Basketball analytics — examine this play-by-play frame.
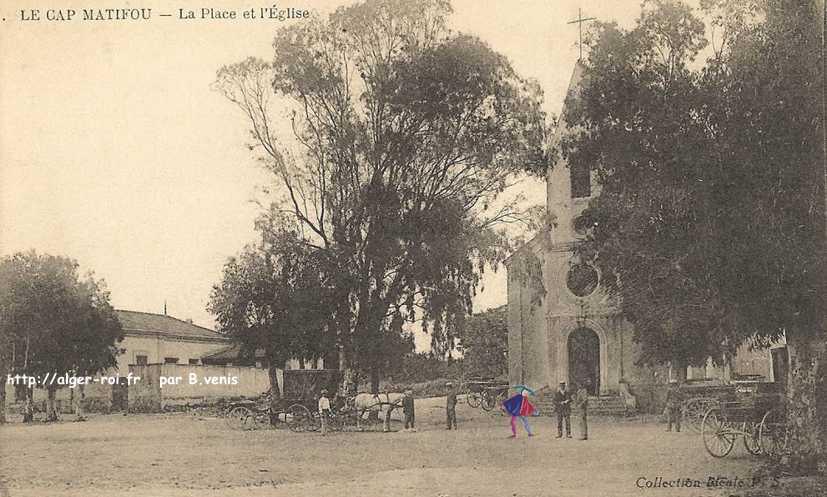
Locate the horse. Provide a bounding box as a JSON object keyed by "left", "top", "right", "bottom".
{"left": 349, "top": 392, "right": 404, "bottom": 431}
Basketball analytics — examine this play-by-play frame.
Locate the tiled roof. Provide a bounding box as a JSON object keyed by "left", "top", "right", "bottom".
{"left": 201, "top": 343, "right": 265, "bottom": 361}
{"left": 115, "top": 310, "right": 228, "bottom": 342}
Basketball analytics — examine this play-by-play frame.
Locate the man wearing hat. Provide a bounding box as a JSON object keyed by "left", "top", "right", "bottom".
{"left": 318, "top": 388, "right": 331, "bottom": 435}
{"left": 665, "top": 379, "right": 684, "bottom": 432}
{"left": 445, "top": 382, "right": 458, "bottom": 430}
{"left": 553, "top": 381, "right": 572, "bottom": 438}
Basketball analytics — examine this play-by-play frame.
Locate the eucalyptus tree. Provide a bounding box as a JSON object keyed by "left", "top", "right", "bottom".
{"left": 215, "top": 0, "right": 547, "bottom": 392}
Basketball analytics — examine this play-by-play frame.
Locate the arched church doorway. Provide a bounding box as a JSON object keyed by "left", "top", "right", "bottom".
{"left": 568, "top": 327, "right": 600, "bottom": 395}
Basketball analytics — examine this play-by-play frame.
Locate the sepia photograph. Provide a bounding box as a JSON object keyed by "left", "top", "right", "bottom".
{"left": 1, "top": 1, "right": 825, "bottom": 496}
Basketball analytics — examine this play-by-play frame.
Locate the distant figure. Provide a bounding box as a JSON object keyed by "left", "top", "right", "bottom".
{"left": 574, "top": 384, "right": 589, "bottom": 440}
{"left": 74, "top": 385, "right": 87, "bottom": 422}
{"left": 665, "top": 379, "right": 683, "bottom": 432}
{"left": 503, "top": 385, "right": 536, "bottom": 438}
{"left": 318, "top": 389, "right": 331, "bottom": 435}
{"left": 445, "top": 382, "right": 458, "bottom": 430}
{"left": 22, "top": 395, "right": 34, "bottom": 423}
{"left": 402, "top": 389, "right": 416, "bottom": 432}
{"left": 553, "top": 381, "right": 572, "bottom": 438}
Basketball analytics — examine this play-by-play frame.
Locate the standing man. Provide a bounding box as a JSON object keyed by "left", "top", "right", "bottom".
{"left": 318, "top": 388, "right": 331, "bottom": 436}
{"left": 574, "top": 383, "right": 589, "bottom": 440}
{"left": 445, "top": 382, "right": 458, "bottom": 430}
{"left": 665, "top": 379, "right": 683, "bottom": 432}
{"left": 402, "top": 389, "right": 416, "bottom": 432}
{"left": 553, "top": 381, "right": 572, "bottom": 438}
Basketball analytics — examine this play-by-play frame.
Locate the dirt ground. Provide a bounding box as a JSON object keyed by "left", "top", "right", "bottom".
{"left": 0, "top": 397, "right": 809, "bottom": 497}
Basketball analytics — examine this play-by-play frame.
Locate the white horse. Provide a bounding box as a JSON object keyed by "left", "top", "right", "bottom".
{"left": 350, "top": 392, "right": 404, "bottom": 431}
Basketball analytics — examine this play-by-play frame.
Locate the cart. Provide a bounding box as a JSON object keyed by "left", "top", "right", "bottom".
{"left": 224, "top": 369, "right": 342, "bottom": 432}
{"left": 679, "top": 380, "right": 736, "bottom": 432}
{"left": 480, "top": 384, "right": 510, "bottom": 412}
{"left": 464, "top": 379, "right": 503, "bottom": 408}
{"left": 700, "top": 387, "right": 786, "bottom": 458}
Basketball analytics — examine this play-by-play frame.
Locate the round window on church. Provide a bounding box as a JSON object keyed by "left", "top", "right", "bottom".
{"left": 566, "top": 264, "right": 599, "bottom": 298}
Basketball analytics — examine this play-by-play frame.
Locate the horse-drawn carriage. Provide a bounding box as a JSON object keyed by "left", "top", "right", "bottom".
{"left": 224, "top": 369, "right": 342, "bottom": 431}
{"left": 698, "top": 380, "right": 787, "bottom": 458}
{"left": 680, "top": 380, "right": 738, "bottom": 432}
{"left": 224, "top": 369, "right": 404, "bottom": 432}
{"left": 464, "top": 378, "right": 509, "bottom": 412}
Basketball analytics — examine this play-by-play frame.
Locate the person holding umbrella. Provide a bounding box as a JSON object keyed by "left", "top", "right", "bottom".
{"left": 502, "top": 385, "right": 536, "bottom": 438}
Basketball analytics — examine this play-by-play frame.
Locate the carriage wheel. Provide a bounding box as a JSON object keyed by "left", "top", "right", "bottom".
{"left": 286, "top": 404, "right": 314, "bottom": 433}
{"left": 701, "top": 409, "right": 735, "bottom": 458}
{"left": 742, "top": 421, "right": 762, "bottom": 455}
{"left": 467, "top": 392, "right": 482, "bottom": 409}
{"left": 226, "top": 406, "right": 254, "bottom": 430}
{"left": 682, "top": 398, "right": 714, "bottom": 433}
{"left": 480, "top": 392, "right": 496, "bottom": 411}
{"left": 758, "top": 409, "right": 788, "bottom": 457}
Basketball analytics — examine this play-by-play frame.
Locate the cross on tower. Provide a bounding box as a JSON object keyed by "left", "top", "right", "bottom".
{"left": 567, "top": 8, "right": 596, "bottom": 61}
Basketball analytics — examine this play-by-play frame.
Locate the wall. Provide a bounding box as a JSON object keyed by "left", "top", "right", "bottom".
{"left": 127, "top": 363, "right": 271, "bottom": 410}
{"left": 116, "top": 335, "right": 229, "bottom": 375}
{"left": 506, "top": 236, "right": 548, "bottom": 390}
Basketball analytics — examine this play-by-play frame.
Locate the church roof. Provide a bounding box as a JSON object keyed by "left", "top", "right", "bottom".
{"left": 115, "top": 309, "right": 228, "bottom": 342}
{"left": 555, "top": 60, "right": 587, "bottom": 136}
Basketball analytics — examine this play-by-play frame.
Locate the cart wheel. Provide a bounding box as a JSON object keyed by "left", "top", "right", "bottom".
{"left": 226, "top": 406, "right": 254, "bottom": 430}
{"left": 758, "top": 409, "right": 787, "bottom": 457}
{"left": 467, "top": 392, "right": 481, "bottom": 409}
{"left": 701, "top": 409, "right": 735, "bottom": 458}
{"left": 480, "top": 392, "right": 496, "bottom": 411}
{"left": 742, "top": 421, "right": 762, "bottom": 455}
{"left": 682, "top": 398, "right": 714, "bottom": 433}
{"left": 286, "top": 404, "right": 314, "bottom": 433}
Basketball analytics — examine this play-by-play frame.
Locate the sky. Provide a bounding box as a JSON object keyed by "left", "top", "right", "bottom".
{"left": 0, "top": 0, "right": 643, "bottom": 349}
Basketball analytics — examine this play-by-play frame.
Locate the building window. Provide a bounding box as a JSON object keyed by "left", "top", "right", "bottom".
{"left": 566, "top": 263, "right": 599, "bottom": 297}
{"left": 571, "top": 162, "right": 591, "bottom": 198}
{"left": 164, "top": 357, "right": 179, "bottom": 364}
{"left": 188, "top": 359, "right": 200, "bottom": 365}
{"left": 135, "top": 355, "right": 148, "bottom": 366}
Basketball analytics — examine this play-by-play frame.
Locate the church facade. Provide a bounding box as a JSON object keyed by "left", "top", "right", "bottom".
{"left": 505, "top": 63, "right": 780, "bottom": 406}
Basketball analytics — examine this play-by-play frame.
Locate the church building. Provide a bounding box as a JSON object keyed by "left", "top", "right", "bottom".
{"left": 505, "top": 62, "right": 781, "bottom": 411}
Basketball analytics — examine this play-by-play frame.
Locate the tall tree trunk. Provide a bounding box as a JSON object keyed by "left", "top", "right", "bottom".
{"left": 784, "top": 333, "right": 826, "bottom": 474}
{"left": 23, "top": 386, "right": 33, "bottom": 423}
{"left": 0, "top": 353, "right": 7, "bottom": 424}
{"left": 46, "top": 385, "right": 58, "bottom": 422}
{"left": 0, "top": 377, "right": 6, "bottom": 424}
{"left": 268, "top": 363, "right": 282, "bottom": 426}
{"left": 370, "top": 366, "right": 380, "bottom": 395}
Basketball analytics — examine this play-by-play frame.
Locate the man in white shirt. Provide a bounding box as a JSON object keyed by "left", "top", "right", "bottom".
{"left": 318, "top": 389, "right": 331, "bottom": 435}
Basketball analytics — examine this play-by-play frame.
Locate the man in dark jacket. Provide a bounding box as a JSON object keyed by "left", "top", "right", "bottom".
{"left": 446, "top": 382, "right": 458, "bottom": 430}
{"left": 553, "top": 381, "right": 572, "bottom": 438}
{"left": 402, "top": 389, "right": 416, "bottom": 431}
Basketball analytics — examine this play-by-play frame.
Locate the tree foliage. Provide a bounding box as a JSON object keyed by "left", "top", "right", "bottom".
{"left": 215, "top": 0, "right": 547, "bottom": 391}
{"left": 565, "top": 0, "right": 825, "bottom": 467}
{"left": 208, "top": 218, "right": 336, "bottom": 394}
{"left": 457, "top": 304, "right": 508, "bottom": 378}
{"left": 0, "top": 251, "right": 123, "bottom": 421}
{"left": 565, "top": 0, "right": 824, "bottom": 369}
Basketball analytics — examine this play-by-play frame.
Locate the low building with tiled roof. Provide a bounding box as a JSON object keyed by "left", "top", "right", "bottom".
{"left": 115, "top": 309, "right": 230, "bottom": 376}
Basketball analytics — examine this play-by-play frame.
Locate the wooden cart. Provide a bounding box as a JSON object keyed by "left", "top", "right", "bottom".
{"left": 700, "top": 387, "right": 786, "bottom": 458}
